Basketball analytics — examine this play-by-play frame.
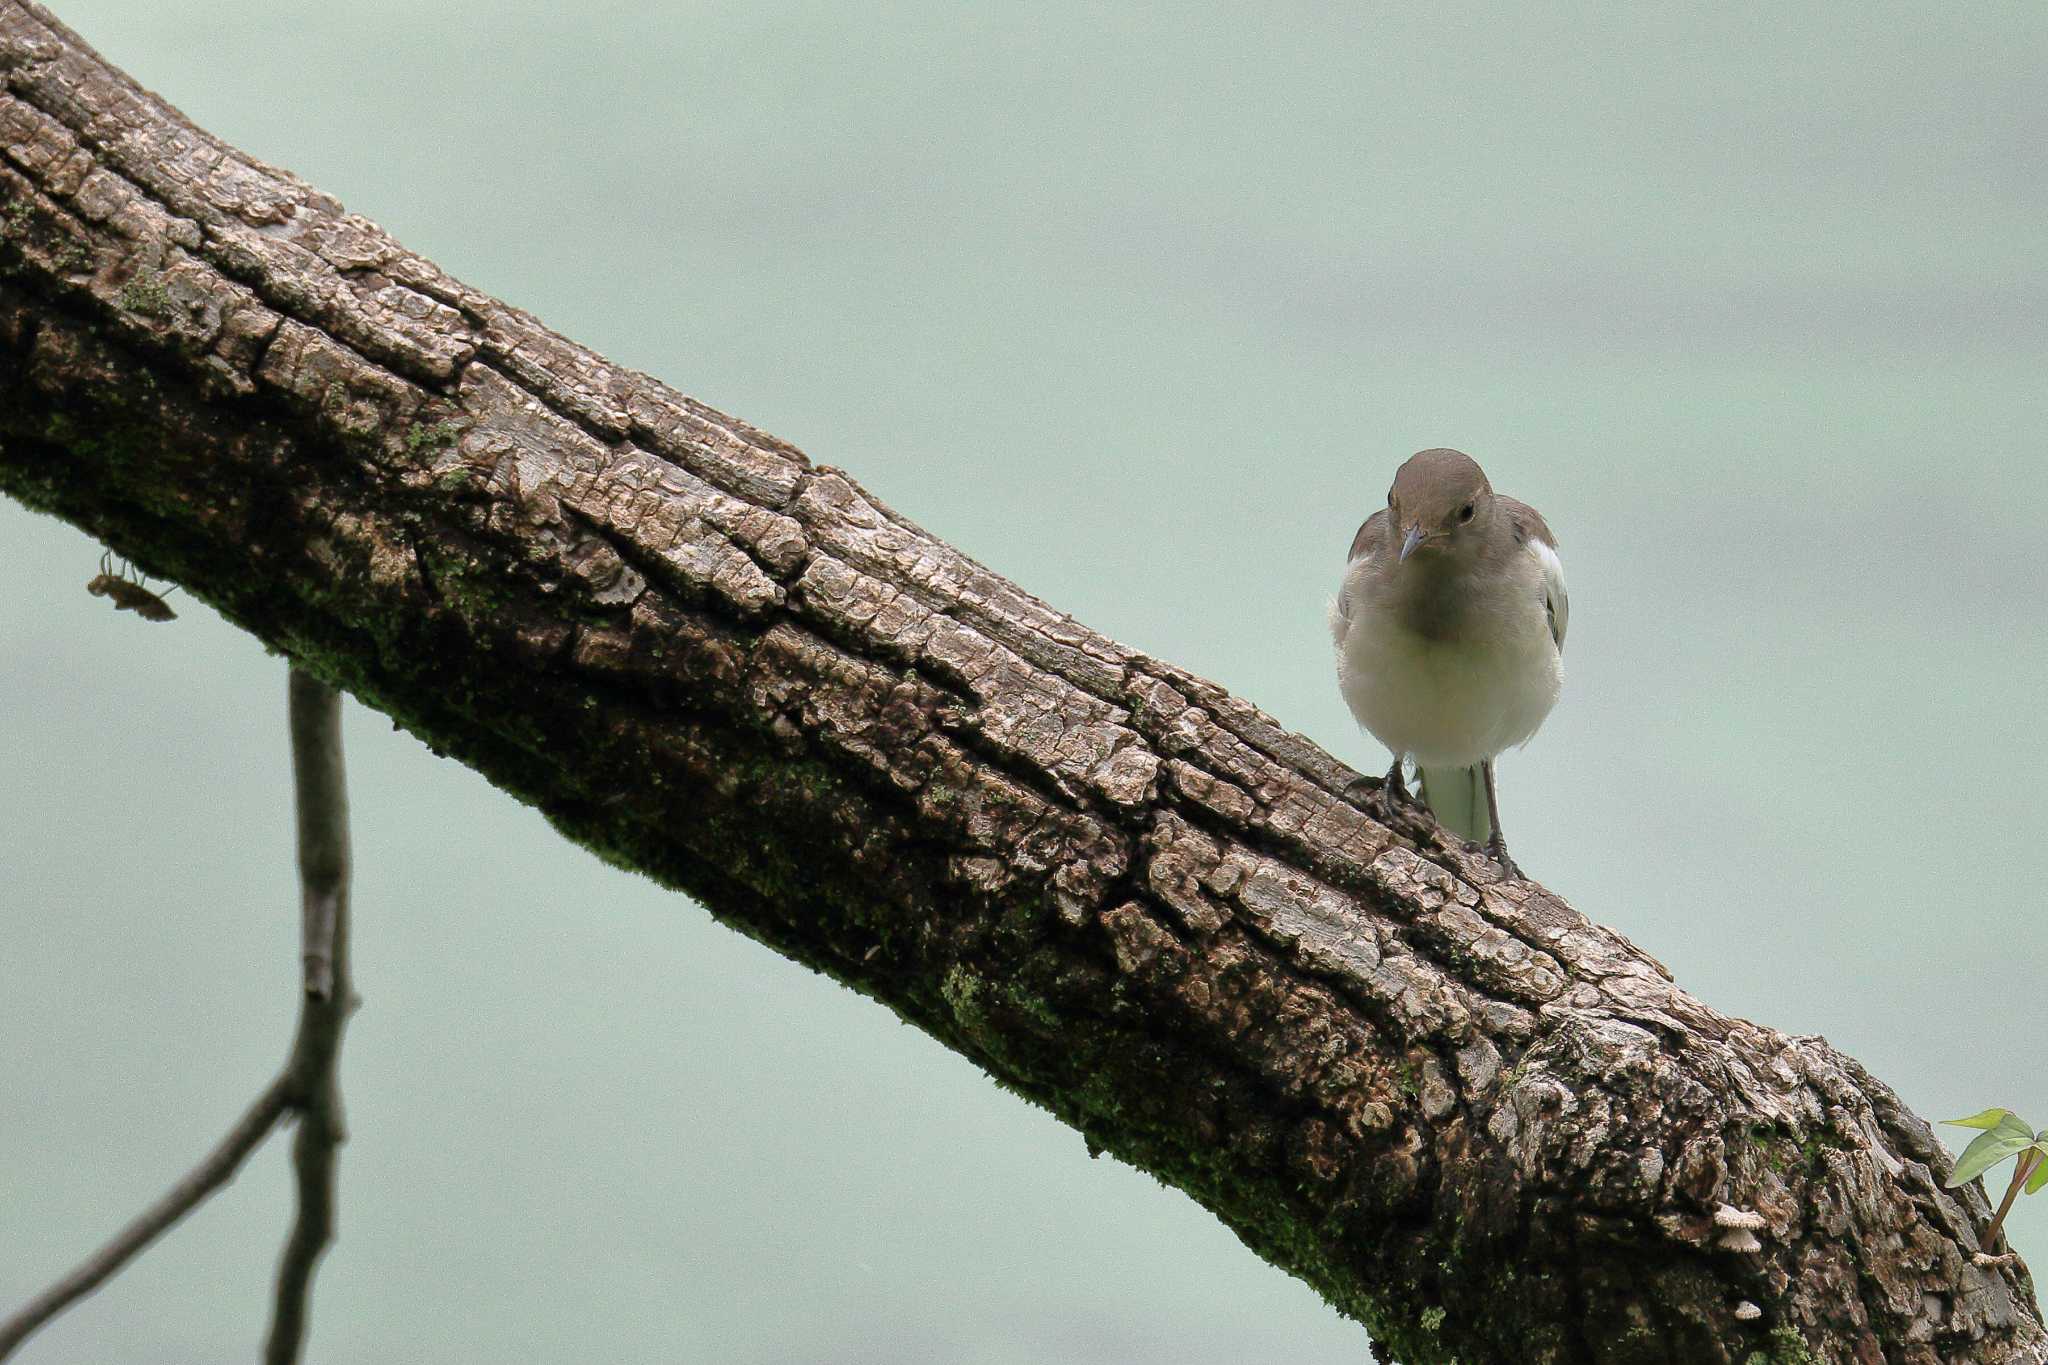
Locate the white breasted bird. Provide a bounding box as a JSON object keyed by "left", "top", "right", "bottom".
{"left": 1329, "top": 449, "right": 1567, "bottom": 878}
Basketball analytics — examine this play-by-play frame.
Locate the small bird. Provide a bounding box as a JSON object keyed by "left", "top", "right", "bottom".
{"left": 1329, "top": 449, "right": 1567, "bottom": 877}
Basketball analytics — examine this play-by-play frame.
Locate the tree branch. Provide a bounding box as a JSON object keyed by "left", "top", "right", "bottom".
{"left": 0, "top": 3, "right": 2036, "bottom": 1359}
{"left": 0, "top": 672, "right": 352, "bottom": 1361}
{"left": 0, "top": 1081, "right": 292, "bottom": 1358}
{"left": 267, "top": 668, "right": 352, "bottom": 1364}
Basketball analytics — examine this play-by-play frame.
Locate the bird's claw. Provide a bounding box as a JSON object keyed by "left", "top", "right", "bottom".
{"left": 1348, "top": 784, "right": 1398, "bottom": 823}
{"left": 1459, "top": 838, "right": 1524, "bottom": 880}
{"left": 1344, "top": 765, "right": 1414, "bottom": 827}
{"left": 1485, "top": 835, "right": 1523, "bottom": 881}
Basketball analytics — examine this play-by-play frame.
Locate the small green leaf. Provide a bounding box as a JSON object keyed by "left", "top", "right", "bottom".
{"left": 1947, "top": 1129, "right": 2037, "bottom": 1187}
{"left": 1948, "top": 1108, "right": 2016, "bottom": 1131}
{"left": 2021, "top": 1143, "right": 2048, "bottom": 1191}
{"left": 1947, "top": 1130, "right": 2005, "bottom": 1185}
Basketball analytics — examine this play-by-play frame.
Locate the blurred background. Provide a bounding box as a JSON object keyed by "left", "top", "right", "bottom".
{"left": 3, "top": 2, "right": 2045, "bottom": 1360}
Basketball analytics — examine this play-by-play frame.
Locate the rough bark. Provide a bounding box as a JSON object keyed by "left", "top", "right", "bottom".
{"left": 0, "top": 5, "right": 2036, "bottom": 1360}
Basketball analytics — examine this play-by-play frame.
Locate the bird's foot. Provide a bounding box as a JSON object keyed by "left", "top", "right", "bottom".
{"left": 1484, "top": 833, "right": 1524, "bottom": 881}
{"left": 1353, "top": 761, "right": 1415, "bottom": 826}
{"left": 1343, "top": 775, "right": 1392, "bottom": 823}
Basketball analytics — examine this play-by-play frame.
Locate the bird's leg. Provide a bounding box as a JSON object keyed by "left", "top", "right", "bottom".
{"left": 1369, "top": 756, "right": 1415, "bottom": 824}
{"left": 1343, "top": 755, "right": 1413, "bottom": 825}
{"left": 1480, "top": 759, "right": 1522, "bottom": 879}
{"left": 1382, "top": 756, "right": 1411, "bottom": 807}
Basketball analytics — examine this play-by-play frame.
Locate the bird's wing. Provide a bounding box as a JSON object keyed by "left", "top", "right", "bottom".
{"left": 1501, "top": 498, "right": 1568, "bottom": 653}
{"left": 1348, "top": 508, "right": 1387, "bottom": 565}
{"left": 1329, "top": 509, "right": 1387, "bottom": 647}
{"left": 1532, "top": 538, "right": 1568, "bottom": 652}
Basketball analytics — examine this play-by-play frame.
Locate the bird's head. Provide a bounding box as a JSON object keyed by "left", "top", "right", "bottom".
{"left": 1387, "top": 448, "right": 1494, "bottom": 563}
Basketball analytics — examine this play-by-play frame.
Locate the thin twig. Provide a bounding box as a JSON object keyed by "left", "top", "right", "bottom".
{"left": 0, "top": 1081, "right": 293, "bottom": 1358}
{"left": 265, "top": 668, "right": 353, "bottom": 1365}
{"left": 290, "top": 668, "right": 349, "bottom": 1004}
{"left": 0, "top": 668, "right": 357, "bottom": 1363}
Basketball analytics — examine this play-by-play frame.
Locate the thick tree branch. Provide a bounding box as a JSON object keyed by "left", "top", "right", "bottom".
{"left": 0, "top": 4, "right": 2037, "bottom": 1360}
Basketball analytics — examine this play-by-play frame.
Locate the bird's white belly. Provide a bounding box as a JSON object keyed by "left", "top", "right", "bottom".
{"left": 1334, "top": 591, "right": 1561, "bottom": 768}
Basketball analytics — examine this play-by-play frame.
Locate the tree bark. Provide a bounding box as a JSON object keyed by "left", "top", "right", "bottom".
{"left": 0, "top": 5, "right": 2036, "bottom": 1360}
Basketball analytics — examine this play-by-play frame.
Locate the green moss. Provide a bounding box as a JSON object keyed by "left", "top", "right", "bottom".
{"left": 1741, "top": 1324, "right": 1823, "bottom": 1365}
{"left": 1008, "top": 982, "right": 1062, "bottom": 1033}
{"left": 1419, "top": 1305, "right": 1446, "bottom": 1332}
{"left": 407, "top": 418, "right": 466, "bottom": 455}
{"left": 1740, "top": 1121, "right": 1847, "bottom": 1177}
{"left": 1766, "top": 1324, "right": 1821, "bottom": 1364}
{"left": 940, "top": 964, "right": 985, "bottom": 1025}
{"left": 2, "top": 201, "right": 29, "bottom": 236}
{"left": 117, "top": 271, "right": 173, "bottom": 319}
{"left": 417, "top": 539, "right": 508, "bottom": 624}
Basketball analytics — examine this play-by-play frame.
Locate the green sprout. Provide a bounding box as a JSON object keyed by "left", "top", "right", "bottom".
{"left": 1943, "top": 1106, "right": 2048, "bottom": 1252}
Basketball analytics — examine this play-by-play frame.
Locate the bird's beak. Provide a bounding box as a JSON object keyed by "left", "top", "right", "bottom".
{"left": 1399, "top": 524, "right": 1426, "bottom": 562}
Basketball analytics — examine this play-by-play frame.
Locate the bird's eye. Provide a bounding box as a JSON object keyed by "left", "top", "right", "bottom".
{"left": 1458, "top": 503, "right": 1475, "bottom": 522}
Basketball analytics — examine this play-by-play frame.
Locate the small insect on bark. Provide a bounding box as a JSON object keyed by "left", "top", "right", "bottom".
{"left": 86, "top": 551, "right": 179, "bottom": 622}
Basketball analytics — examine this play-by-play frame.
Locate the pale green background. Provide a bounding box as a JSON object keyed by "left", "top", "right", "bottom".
{"left": 4, "top": 3, "right": 2045, "bottom": 1361}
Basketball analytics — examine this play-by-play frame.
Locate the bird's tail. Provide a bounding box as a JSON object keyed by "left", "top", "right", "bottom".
{"left": 1418, "top": 764, "right": 1491, "bottom": 844}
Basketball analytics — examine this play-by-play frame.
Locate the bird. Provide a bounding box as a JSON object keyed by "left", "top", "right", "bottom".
{"left": 1328, "top": 448, "right": 1567, "bottom": 878}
